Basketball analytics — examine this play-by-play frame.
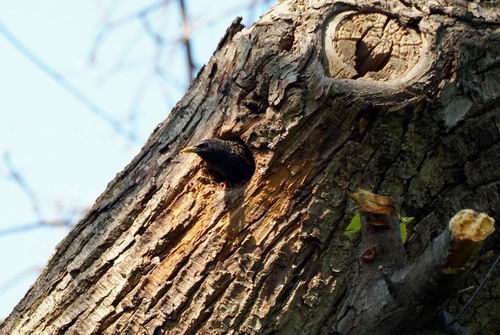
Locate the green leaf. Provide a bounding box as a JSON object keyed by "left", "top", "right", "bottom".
{"left": 344, "top": 213, "right": 414, "bottom": 242}
{"left": 344, "top": 214, "right": 362, "bottom": 237}
{"left": 399, "top": 221, "right": 408, "bottom": 243}
{"left": 399, "top": 216, "right": 414, "bottom": 243}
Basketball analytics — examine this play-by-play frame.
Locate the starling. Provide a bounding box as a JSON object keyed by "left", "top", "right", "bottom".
{"left": 180, "top": 138, "right": 255, "bottom": 187}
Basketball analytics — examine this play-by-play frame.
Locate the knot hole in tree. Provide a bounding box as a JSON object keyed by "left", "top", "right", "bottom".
{"left": 324, "top": 12, "right": 423, "bottom": 81}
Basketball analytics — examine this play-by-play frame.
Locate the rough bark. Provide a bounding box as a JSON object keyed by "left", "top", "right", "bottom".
{"left": 335, "top": 191, "right": 495, "bottom": 335}
{"left": 1, "top": 0, "right": 499, "bottom": 334}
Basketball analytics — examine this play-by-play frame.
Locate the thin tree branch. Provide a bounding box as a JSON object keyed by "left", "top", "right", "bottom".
{"left": 0, "top": 22, "right": 139, "bottom": 144}
{"left": 89, "top": 0, "right": 169, "bottom": 63}
{"left": 178, "top": 0, "right": 196, "bottom": 82}
{"left": 105, "top": 0, "right": 168, "bottom": 29}
{"left": 2, "top": 152, "right": 80, "bottom": 237}
{"left": 140, "top": 15, "right": 165, "bottom": 47}
{"left": 3, "top": 152, "right": 44, "bottom": 222}
{"left": 448, "top": 254, "right": 500, "bottom": 326}
{"left": 0, "top": 221, "right": 70, "bottom": 237}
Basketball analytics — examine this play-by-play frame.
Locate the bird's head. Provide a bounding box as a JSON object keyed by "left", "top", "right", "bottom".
{"left": 180, "top": 140, "right": 212, "bottom": 155}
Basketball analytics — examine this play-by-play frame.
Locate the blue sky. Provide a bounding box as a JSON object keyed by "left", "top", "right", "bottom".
{"left": 0, "top": 0, "right": 271, "bottom": 318}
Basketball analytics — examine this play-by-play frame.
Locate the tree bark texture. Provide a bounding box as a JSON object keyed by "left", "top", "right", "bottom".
{"left": 335, "top": 191, "right": 495, "bottom": 335}
{"left": 1, "top": 0, "right": 499, "bottom": 334}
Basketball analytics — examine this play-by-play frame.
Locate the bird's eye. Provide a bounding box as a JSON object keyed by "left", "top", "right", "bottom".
{"left": 197, "top": 142, "right": 207, "bottom": 149}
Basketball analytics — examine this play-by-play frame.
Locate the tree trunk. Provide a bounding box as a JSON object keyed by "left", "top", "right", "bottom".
{"left": 1, "top": 0, "right": 499, "bottom": 334}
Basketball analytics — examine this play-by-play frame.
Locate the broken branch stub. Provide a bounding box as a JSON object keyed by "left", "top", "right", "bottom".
{"left": 324, "top": 11, "right": 423, "bottom": 81}
{"left": 352, "top": 189, "right": 406, "bottom": 272}
{"left": 336, "top": 191, "right": 496, "bottom": 335}
{"left": 443, "top": 209, "right": 495, "bottom": 273}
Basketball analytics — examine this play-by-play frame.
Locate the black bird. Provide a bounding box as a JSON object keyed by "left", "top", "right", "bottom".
{"left": 180, "top": 138, "right": 255, "bottom": 187}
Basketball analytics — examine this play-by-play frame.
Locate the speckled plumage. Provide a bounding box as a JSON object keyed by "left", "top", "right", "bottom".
{"left": 181, "top": 138, "right": 255, "bottom": 186}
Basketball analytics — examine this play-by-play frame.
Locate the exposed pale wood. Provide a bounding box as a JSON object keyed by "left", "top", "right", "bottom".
{"left": 325, "top": 12, "right": 423, "bottom": 80}
{"left": 1, "top": 0, "right": 499, "bottom": 334}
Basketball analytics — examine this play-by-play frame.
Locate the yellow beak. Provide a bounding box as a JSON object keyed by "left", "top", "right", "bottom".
{"left": 180, "top": 146, "right": 198, "bottom": 153}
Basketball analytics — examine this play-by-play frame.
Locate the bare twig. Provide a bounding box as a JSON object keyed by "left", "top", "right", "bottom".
{"left": 90, "top": 0, "right": 177, "bottom": 128}
{"left": 0, "top": 22, "right": 139, "bottom": 144}
{"left": 89, "top": 0, "right": 169, "bottom": 63}
{"left": 2, "top": 152, "right": 79, "bottom": 237}
{"left": 178, "top": 0, "right": 196, "bottom": 82}
{"left": 104, "top": 0, "right": 167, "bottom": 29}
{"left": 0, "top": 220, "right": 71, "bottom": 237}
{"left": 3, "top": 152, "right": 43, "bottom": 222}
{"left": 140, "top": 15, "right": 165, "bottom": 47}
{"left": 447, "top": 254, "right": 500, "bottom": 326}
{"left": 189, "top": 1, "right": 267, "bottom": 31}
